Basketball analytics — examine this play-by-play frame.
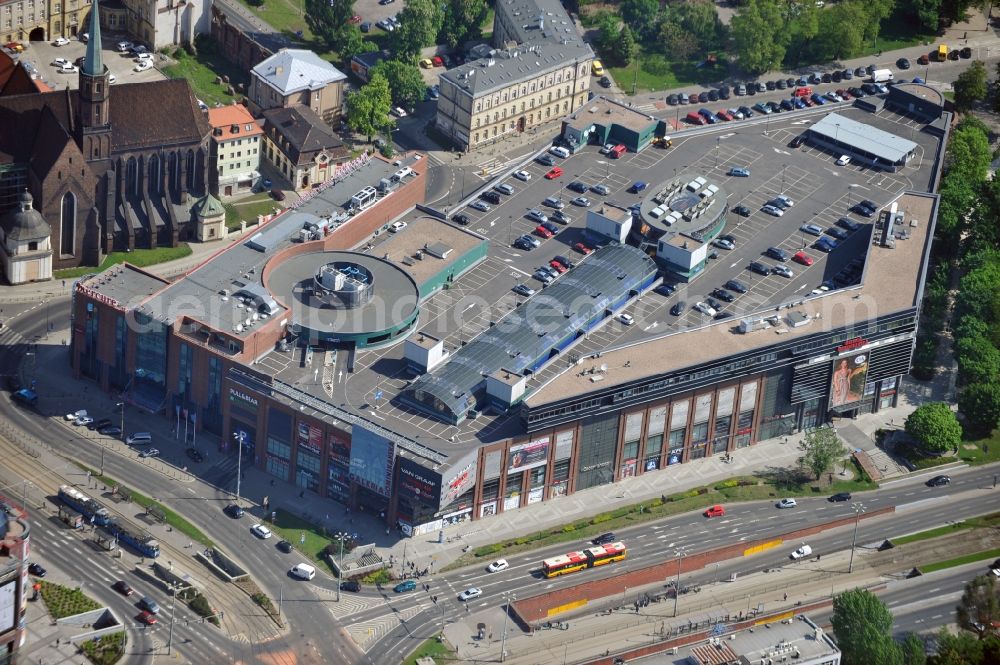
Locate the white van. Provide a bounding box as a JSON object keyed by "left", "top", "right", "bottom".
{"left": 290, "top": 563, "right": 316, "bottom": 580}
{"left": 549, "top": 146, "right": 570, "bottom": 159}
{"left": 126, "top": 432, "right": 152, "bottom": 445}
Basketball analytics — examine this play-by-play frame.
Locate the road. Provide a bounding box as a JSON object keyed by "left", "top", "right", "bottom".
{"left": 360, "top": 468, "right": 999, "bottom": 664}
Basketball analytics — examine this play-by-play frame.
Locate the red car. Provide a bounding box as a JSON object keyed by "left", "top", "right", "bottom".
{"left": 4, "top": 42, "right": 24, "bottom": 52}
{"left": 716, "top": 109, "right": 732, "bottom": 121}
{"left": 836, "top": 88, "right": 850, "bottom": 99}
{"left": 138, "top": 611, "right": 157, "bottom": 625}
{"left": 432, "top": 55, "right": 444, "bottom": 67}
{"left": 573, "top": 242, "right": 593, "bottom": 254}
{"left": 544, "top": 167, "right": 564, "bottom": 179}
{"left": 535, "top": 225, "right": 554, "bottom": 239}
{"left": 704, "top": 504, "right": 726, "bottom": 518}
{"left": 349, "top": 14, "right": 361, "bottom": 22}
{"left": 792, "top": 251, "right": 814, "bottom": 266}
{"left": 549, "top": 260, "right": 567, "bottom": 273}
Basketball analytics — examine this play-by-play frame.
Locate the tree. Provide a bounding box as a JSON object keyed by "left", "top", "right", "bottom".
{"left": 345, "top": 72, "right": 394, "bottom": 143}
{"left": 305, "top": 0, "right": 359, "bottom": 54}
{"left": 928, "top": 629, "right": 989, "bottom": 665}
{"left": 956, "top": 334, "right": 1000, "bottom": 385}
{"left": 371, "top": 59, "right": 427, "bottom": 109}
{"left": 899, "top": 0, "right": 942, "bottom": 31}
{"left": 797, "top": 427, "right": 848, "bottom": 480}
{"left": 954, "top": 61, "right": 988, "bottom": 112}
{"left": 957, "top": 574, "right": 1000, "bottom": 638}
{"left": 731, "top": 0, "right": 786, "bottom": 74}
{"left": 596, "top": 14, "right": 622, "bottom": 59}
{"left": 394, "top": 0, "right": 444, "bottom": 61}
{"left": 610, "top": 24, "right": 639, "bottom": 66}
{"left": 621, "top": 0, "right": 661, "bottom": 40}
{"left": 959, "top": 383, "right": 1000, "bottom": 435}
{"left": 813, "top": 2, "right": 868, "bottom": 60}
{"left": 831, "top": 588, "right": 903, "bottom": 665}
{"left": 901, "top": 633, "right": 927, "bottom": 665}
{"left": 659, "top": 22, "right": 700, "bottom": 61}
{"left": 905, "top": 402, "right": 962, "bottom": 454}
{"left": 438, "top": 0, "right": 489, "bottom": 49}
{"left": 670, "top": 0, "right": 725, "bottom": 50}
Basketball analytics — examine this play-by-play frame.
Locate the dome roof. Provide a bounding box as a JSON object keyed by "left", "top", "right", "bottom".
{"left": 1, "top": 191, "right": 51, "bottom": 242}
{"left": 193, "top": 193, "right": 225, "bottom": 219}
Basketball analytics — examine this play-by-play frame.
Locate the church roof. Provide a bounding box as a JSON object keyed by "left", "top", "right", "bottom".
{"left": 0, "top": 78, "right": 210, "bottom": 164}
{"left": 1, "top": 190, "right": 51, "bottom": 241}
{"left": 193, "top": 193, "right": 225, "bottom": 218}
{"left": 82, "top": 0, "right": 103, "bottom": 77}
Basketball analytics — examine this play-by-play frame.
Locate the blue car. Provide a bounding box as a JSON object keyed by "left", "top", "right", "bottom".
{"left": 698, "top": 108, "right": 718, "bottom": 124}
{"left": 629, "top": 181, "right": 648, "bottom": 193}
{"left": 792, "top": 97, "right": 806, "bottom": 109}
{"left": 814, "top": 237, "right": 838, "bottom": 253}
{"left": 810, "top": 93, "right": 826, "bottom": 105}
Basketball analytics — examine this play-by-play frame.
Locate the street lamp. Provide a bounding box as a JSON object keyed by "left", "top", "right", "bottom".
{"left": 116, "top": 402, "right": 125, "bottom": 442}
{"left": 500, "top": 591, "right": 516, "bottom": 662}
{"left": 334, "top": 531, "right": 348, "bottom": 602}
{"left": 232, "top": 431, "right": 246, "bottom": 504}
{"left": 848, "top": 502, "right": 866, "bottom": 573}
{"left": 672, "top": 549, "right": 686, "bottom": 617}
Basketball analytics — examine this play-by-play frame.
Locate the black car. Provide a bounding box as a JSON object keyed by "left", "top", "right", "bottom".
{"left": 852, "top": 204, "right": 875, "bottom": 217}
{"left": 861, "top": 83, "right": 880, "bottom": 95}
{"left": 708, "top": 89, "right": 719, "bottom": 102}
{"left": 842, "top": 69, "right": 853, "bottom": 80}
{"left": 767, "top": 101, "right": 781, "bottom": 113}
{"left": 28, "top": 563, "right": 46, "bottom": 577}
{"left": 765, "top": 80, "right": 776, "bottom": 90}
{"left": 567, "top": 181, "right": 589, "bottom": 193}
{"left": 897, "top": 57, "right": 911, "bottom": 69}
{"left": 745, "top": 81, "right": 758, "bottom": 95}
{"left": 535, "top": 154, "right": 555, "bottom": 166}
{"left": 277, "top": 540, "right": 294, "bottom": 553}
{"left": 960, "top": 46, "right": 972, "bottom": 59}
{"left": 706, "top": 297, "right": 723, "bottom": 311}
{"left": 113, "top": 580, "right": 134, "bottom": 596}
{"left": 790, "top": 135, "right": 805, "bottom": 148}
{"left": 738, "top": 105, "right": 754, "bottom": 118}
{"left": 831, "top": 70, "right": 842, "bottom": 82}
{"left": 780, "top": 99, "right": 794, "bottom": 111}
{"left": 599, "top": 76, "right": 612, "bottom": 87}
{"left": 714, "top": 311, "right": 733, "bottom": 320}
{"left": 480, "top": 191, "right": 501, "bottom": 204}
{"left": 776, "top": 79, "right": 787, "bottom": 89}
{"left": 859, "top": 199, "right": 876, "bottom": 211}
{"left": 340, "top": 580, "right": 362, "bottom": 592}
{"left": 725, "top": 279, "right": 749, "bottom": 294}
{"left": 718, "top": 86, "right": 730, "bottom": 99}
{"left": 926, "top": 475, "right": 951, "bottom": 487}
{"left": 865, "top": 63, "right": 876, "bottom": 74}
{"left": 553, "top": 255, "right": 574, "bottom": 269}
{"left": 698, "top": 91, "right": 709, "bottom": 103}
{"left": 711, "top": 288, "right": 735, "bottom": 303}
{"left": 826, "top": 227, "right": 849, "bottom": 240}
{"left": 828, "top": 492, "right": 852, "bottom": 502}
{"left": 452, "top": 213, "right": 470, "bottom": 226}
{"left": 748, "top": 261, "right": 770, "bottom": 276}
{"left": 654, "top": 284, "right": 677, "bottom": 296}
{"left": 670, "top": 301, "right": 687, "bottom": 316}
{"left": 88, "top": 418, "right": 112, "bottom": 431}
{"left": 733, "top": 205, "right": 751, "bottom": 217}
{"left": 224, "top": 504, "right": 244, "bottom": 519}
{"left": 821, "top": 72, "right": 832, "bottom": 83}
{"left": 849, "top": 86, "right": 865, "bottom": 98}
{"left": 98, "top": 425, "right": 122, "bottom": 436}
{"left": 765, "top": 247, "right": 789, "bottom": 261}
{"left": 185, "top": 447, "right": 204, "bottom": 463}
{"left": 836, "top": 217, "right": 861, "bottom": 232}
{"left": 592, "top": 532, "right": 617, "bottom": 545}
{"left": 667, "top": 94, "right": 680, "bottom": 105}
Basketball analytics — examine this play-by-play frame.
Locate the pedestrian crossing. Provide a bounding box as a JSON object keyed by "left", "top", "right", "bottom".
{"left": 344, "top": 603, "right": 426, "bottom": 652}
{"left": 312, "top": 585, "right": 382, "bottom": 619}
{"left": 0, "top": 323, "right": 30, "bottom": 386}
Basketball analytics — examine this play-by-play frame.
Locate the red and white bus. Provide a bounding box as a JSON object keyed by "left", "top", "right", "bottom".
{"left": 542, "top": 541, "right": 627, "bottom": 578}
{"left": 608, "top": 144, "right": 627, "bottom": 159}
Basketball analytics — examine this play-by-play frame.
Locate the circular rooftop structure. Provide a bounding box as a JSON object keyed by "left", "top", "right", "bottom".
{"left": 266, "top": 250, "right": 420, "bottom": 349}
{"left": 631, "top": 170, "right": 730, "bottom": 246}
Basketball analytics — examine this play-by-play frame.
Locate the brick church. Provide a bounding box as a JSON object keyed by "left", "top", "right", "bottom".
{"left": 0, "top": 0, "right": 213, "bottom": 283}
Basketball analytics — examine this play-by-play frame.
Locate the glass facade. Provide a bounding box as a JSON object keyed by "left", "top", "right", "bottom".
{"left": 758, "top": 368, "right": 796, "bottom": 440}
{"left": 295, "top": 447, "right": 321, "bottom": 491}
{"left": 178, "top": 343, "right": 192, "bottom": 402}
{"left": 82, "top": 308, "right": 99, "bottom": 379}
{"left": 203, "top": 356, "right": 222, "bottom": 435}
{"left": 265, "top": 408, "right": 293, "bottom": 481}
{"left": 134, "top": 312, "right": 167, "bottom": 388}
{"left": 575, "top": 411, "right": 618, "bottom": 490}
{"left": 110, "top": 314, "right": 127, "bottom": 389}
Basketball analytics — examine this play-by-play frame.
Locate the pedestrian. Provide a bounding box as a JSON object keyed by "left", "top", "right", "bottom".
{"left": 299, "top": 490, "right": 304, "bottom": 498}
{"left": 783, "top": 593, "right": 787, "bottom": 601}
{"left": 270, "top": 479, "right": 275, "bottom": 486}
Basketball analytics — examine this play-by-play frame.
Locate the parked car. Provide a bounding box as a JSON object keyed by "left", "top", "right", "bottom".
{"left": 765, "top": 247, "right": 788, "bottom": 261}
{"left": 185, "top": 447, "right": 204, "bottom": 463}
{"left": 513, "top": 170, "right": 531, "bottom": 181}
{"left": 793, "top": 251, "right": 814, "bottom": 266}
{"left": 28, "top": 563, "right": 46, "bottom": 577}
{"left": 725, "top": 279, "right": 748, "bottom": 294}
{"left": 728, "top": 167, "right": 750, "bottom": 177}
{"left": 617, "top": 313, "right": 635, "bottom": 326}
{"left": 693, "top": 301, "right": 717, "bottom": 316}
{"left": 711, "top": 288, "right": 735, "bottom": 303}
{"left": 53, "top": 36, "right": 70, "bottom": 46}
{"left": 772, "top": 265, "right": 794, "bottom": 278}
{"left": 452, "top": 213, "right": 470, "bottom": 226}
{"left": 628, "top": 181, "right": 648, "bottom": 193}
{"left": 567, "top": 180, "right": 588, "bottom": 193}
{"left": 732, "top": 204, "right": 751, "bottom": 217}
{"left": 814, "top": 237, "right": 838, "bottom": 253}
{"left": 390, "top": 221, "right": 408, "bottom": 232}
{"left": 670, "top": 301, "right": 687, "bottom": 316}
{"left": 762, "top": 204, "right": 783, "bottom": 217}
{"left": 713, "top": 238, "right": 735, "bottom": 250}
{"left": 98, "top": 425, "right": 122, "bottom": 436}
{"left": 747, "top": 261, "right": 770, "bottom": 276}
{"left": 513, "top": 284, "right": 536, "bottom": 297}
{"left": 137, "top": 448, "right": 159, "bottom": 458}
{"left": 573, "top": 242, "right": 593, "bottom": 255}
{"left": 544, "top": 167, "right": 564, "bottom": 179}
{"left": 800, "top": 223, "right": 823, "bottom": 236}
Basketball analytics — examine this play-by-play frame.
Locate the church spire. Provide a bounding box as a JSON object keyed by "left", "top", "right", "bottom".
{"left": 82, "top": 0, "right": 102, "bottom": 76}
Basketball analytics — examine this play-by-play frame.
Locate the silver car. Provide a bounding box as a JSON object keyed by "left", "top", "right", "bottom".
{"left": 527, "top": 209, "right": 548, "bottom": 223}
{"left": 469, "top": 200, "right": 490, "bottom": 212}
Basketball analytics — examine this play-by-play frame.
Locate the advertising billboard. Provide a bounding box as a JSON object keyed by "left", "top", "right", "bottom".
{"left": 297, "top": 421, "right": 323, "bottom": 455}
{"left": 397, "top": 457, "right": 442, "bottom": 506}
{"left": 0, "top": 579, "right": 14, "bottom": 633}
{"left": 440, "top": 450, "right": 478, "bottom": 509}
{"left": 829, "top": 352, "right": 870, "bottom": 408}
{"left": 328, "top": 431, "right": 351, "bottom": 467}
{"left": 508, "top": 436, "right": 550, "bottom": 472}
{"left": 349, "top": 427, "right": 397, "bottom": 497}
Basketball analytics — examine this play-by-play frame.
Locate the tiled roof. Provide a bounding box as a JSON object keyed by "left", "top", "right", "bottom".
{"left": 261, "top": 105, "right": 346, "bottom": 166}
{"left": 252, "top": 49, "right": 346, "bottom": 96}
{"left": 207, "top": 103, "right": 264, "bottom": 140}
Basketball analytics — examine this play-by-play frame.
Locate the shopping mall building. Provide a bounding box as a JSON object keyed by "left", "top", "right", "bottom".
{"left": 69, "top": 136, "right": 940, "bottom": 535}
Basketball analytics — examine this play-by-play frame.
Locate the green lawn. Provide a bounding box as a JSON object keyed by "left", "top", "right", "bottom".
{"left": 54, "top": 245, "right": 192, "bottom": 280}
{"left": 402, "top": 636, "right": 455, "bottom": 665}
{"left": 161, "top": 37, "right": 249, "bottom": 106}
{"left": 892, "top": 513, "right": 1000, "bottom": 546}
{"left": 608, "top": 50, "right": 730, "bottom": 95}
{"left": 80, "top": 631, "right": 126, "bottom": 665}
{"left": 921, "top": 547, "right": 1000, "bottom": 574}
{"left": 40, "top": 581, "right": 102, "bottom": 619}
{"left": 237, "top": 0, "right": 311, "bottom": 40}
{"left": 224, "top": 194, "right": 282, "bottom": 230}
{"left": 868, "top": 13, "right": 939, "bottom": 59}
{"left": 957, "top": 430, "right": 1000, "bottom": 465}
{"left": 268, "top": 508, "right": 340, "bottom": 573}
